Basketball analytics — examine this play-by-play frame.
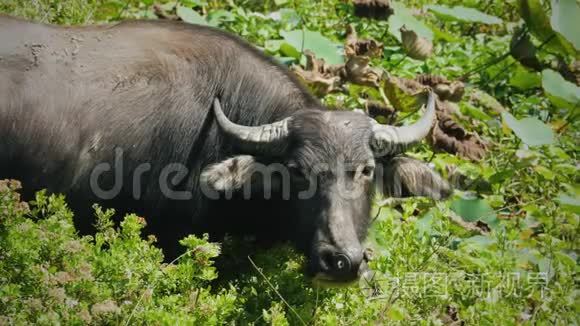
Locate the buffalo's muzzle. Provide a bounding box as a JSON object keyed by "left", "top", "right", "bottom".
{"left": 313, "top": 247, "right": 364, "bottom": 284}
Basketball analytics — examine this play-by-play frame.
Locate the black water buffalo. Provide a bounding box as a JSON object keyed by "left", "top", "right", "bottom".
{"left": 0, "top": 15, "right": 451, "bottom": 284}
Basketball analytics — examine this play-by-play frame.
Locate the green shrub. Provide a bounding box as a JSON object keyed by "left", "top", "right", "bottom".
{"left": 0, "top": 180, "right": 240, "bottom": 325}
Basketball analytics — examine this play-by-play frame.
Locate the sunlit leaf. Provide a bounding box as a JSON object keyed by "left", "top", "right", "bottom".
{"left": 460, "top": 102, "right": 493, "bottom": 121}
{"left": 426, "top": 5, "right": 502, "bottom": 24}
{"left": 556, "top": 192, "right": 580, "bottom": 213}
{"left": 550, "top": 0, "right": 580, "bottom": 50}
{"left": 502, "top": 112, "right": 556, "bottom": 146}
{"left": 206, "top": 10, "right": 235, "bottom": 26}
{"left": 451, "top": 198, "right": 496, "bottom": 223}
{"left": 518, "top": 0, "right": 576, "bottom": 56}
{"left": 541, "top": 69, "right": 580, "bottom": 108}
{"left": 462, "top": 235, "right": 496, "bottom": 248}
{"left": 509, "top": 65, "right": 541, "bottom": 90}
{"left": 280, "top": 30, "right": 344, "bottom": 65}
{"left": 388, "top": 2, "right": 433, "bottom": 42}
{"left": 177, "top": 5, "right": 209, "bottom": 26}
{"left": 534, "top": 165, "right": 555, "bottom": 180}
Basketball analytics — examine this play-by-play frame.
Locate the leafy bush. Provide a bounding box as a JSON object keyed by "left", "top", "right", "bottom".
{"left": 1, "top": 0, "right": 579, "bottom": 324}
{"left": 0, "top": 180, "right": 241, "bottom": 324}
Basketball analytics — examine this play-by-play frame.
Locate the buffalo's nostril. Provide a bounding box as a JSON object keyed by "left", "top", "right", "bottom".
{"left": 334, "top": 253, "right": 352, "bottom": 272}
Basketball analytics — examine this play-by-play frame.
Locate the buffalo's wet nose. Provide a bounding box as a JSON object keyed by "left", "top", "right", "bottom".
{"left": 320, "top": 249, "right": 364, "bottom": 281}
{"left": 333, "top": 253, "right": 352, "bottom": 272}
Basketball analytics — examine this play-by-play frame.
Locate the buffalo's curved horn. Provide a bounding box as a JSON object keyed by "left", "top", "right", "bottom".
{"left": 370, "top": 91, "right": 436, "bottom": 157}
{"left": 213, "top": 98, "right": 292, "bottom": 155}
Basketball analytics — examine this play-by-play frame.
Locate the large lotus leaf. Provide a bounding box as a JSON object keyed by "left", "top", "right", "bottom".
{"left": 177, "top": 6, "right": 210, "bottom": 26}
{"left": 502, "top": 112, "right": 555, "bottom": 146}
{"left": 551, "top": 0, "right": 580, "bottom": 50}
{"left": 280, "top": 30, "right": 344, "bottom": 65}
{"left": 451, "top": 198, "right": 499, "bottom": 230}
{"left": 519, "top": 0, "right": 576, "bottom": 56}
{"left": 542, "top": 69, "right": 580, "bottom": 108}
{"left": 426, "top": 5, "right": 502, "bottom": 24}
{"left": 388, "top": 2, "right": 433, "bottom": 43}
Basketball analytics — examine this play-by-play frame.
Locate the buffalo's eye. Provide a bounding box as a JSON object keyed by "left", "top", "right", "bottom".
{"left": 360, "top": 165, "right": 374, "bottom": 178}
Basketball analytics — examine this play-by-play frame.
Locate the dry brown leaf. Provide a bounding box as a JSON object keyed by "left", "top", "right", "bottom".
{"left": 345, "top": 25, "right": 384, "bottom": 58}
{"left": 352, "top": 0, "right": 394, "bottom": 20}
{"left": 365, "top": 100, "right": 396, "bottom": 123}
{"left": 416, "top": 74, "right": 465, "bottom": 102}
{"left": 153, "top": 4, "right": 179, "bottom": 20}
{"left": 384, "top": 76, "right": 429, "bottom": 112}
{"left": 429, "top": 100, "right": 488, "bottom": 161}
{"left": 552, "top": 58, "right": 580, "bottom": 86}
{"left": 400, "top": 26, "right": 433, "bottom": 61}
{"left": 343, "top": 56, "right": 383, "bottom": 87}
{"left": 291, "top": 51, "right": 343, "bottom": 97}
{"left": 570, "top": 60, "right": 580, "bottom": 86}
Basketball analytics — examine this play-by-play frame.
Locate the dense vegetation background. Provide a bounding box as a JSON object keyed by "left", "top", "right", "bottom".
{"left": 0, "top": 0, "right": 578, "bottom": 324}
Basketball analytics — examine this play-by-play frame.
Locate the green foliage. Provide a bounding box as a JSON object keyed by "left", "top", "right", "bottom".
{"left": 541, "top": 69, "right": 580, "bottom": 109}
{"left": 177, "top": 5, "right": 211, "bottom": 26}
{"left": 426, "top": 4, "right": 502, "bottom": 24}
{"left": 550, "top": 0, "right": 580, "bottom": 50}
{"left": 280, "top": 29, "right": 344, "bottom": 65}
{"left": 389, "top": 2, "right": 434, "bottom": 42}
{"left": 518, "top": 0, "right": 576, "bottom": 56}
{"left": 1, "top": 0, "right": 579, "bottom": 324}
{"left": 502, "top": 112, "right": 556, "bottom": 146}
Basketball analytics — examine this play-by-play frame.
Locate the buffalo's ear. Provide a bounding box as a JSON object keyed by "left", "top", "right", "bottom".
{"left": 375, "top": 156, "right": 452, "bottom": 200}
{"left": 200, "top": 155, "right": 259, "bottom": 191}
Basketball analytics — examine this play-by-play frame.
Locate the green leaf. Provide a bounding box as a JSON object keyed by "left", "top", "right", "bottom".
{"left": 426, "top": 5, "right": 502, "bottom": 24}
{"left": 556, "top": 192, "right": 580, "bottom": 214}
{"left": 274, "top": 56, "right": 297, "bottom": 66}
{"left": 541, "top": 69, "right": 580, "bottom": 108}
{"left": 177, "top": 5, "right": 209, "bottom": 26}
{"left": 280, "top": 29, "right": 343, "bottom": 65}
{"left": 451, "top": 198, "right": 497, "bottom": 223}
{"left": 462, "top": 235, "right": 496, "bottom": 248}
{"left": 460, "top": 102, "right": 493, "bottom": 121}
{"left": 519, "top": 0, "right": 576, "bottom": 56}
{"left": 264, "top": 39, "right": 284, "bottom": 53}
{"left": 268, "top": 8, "right": 301, "bottom": 28}
{"left": 279, "top": 42, "right": 301, "bottom": 59}
{"left": 534, "top": 165, "right": 556, "bottom": 180}
{"left": 502, "top": 112, "right": 555, "bottom": 146}
{"left": 388, "top": 2, "right": 433, "bottom": 42}
{"left": 206, "top": 10, "right": 235, "bottom": 26}
{"left": 509, "top": 65, "right": 541, "bottom": 90}
{"left": 551, "top": 0, "right": 580, "bottom": 50}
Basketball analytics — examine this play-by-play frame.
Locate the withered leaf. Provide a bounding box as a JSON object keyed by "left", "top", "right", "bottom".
{"left": 553, "top": 58, "right": 580, "bottom": 86}
{"left": 153, "top": 3, "right": 179, "bottom": 20}
{"left": 345, "top": 25, "right": 384, "bottom": 58}
{"left": 384, "top": 76, "right": 429, "bottom": 112}
{"left": 429, "top": 100, "right": 488, "bottom": 161}
{"left": 291, "top": 50, "right": 343, "bottom": 97}
{"left": 352, "top": 0, "right": 394, "bottom": 20}
{"left": 571, "top": 60, "right": 580, "bottom": 86}
{"left": 343, "top": 56, "right": 383, "bottom": 87}
{"left": 365, "top": 100, "right": 396, "bottom": 123}
{"left": 416, "top": 74, "right": 465, "bottom": 102}
{"left": 400, "top": 25, "right": 433, "bottom": 61}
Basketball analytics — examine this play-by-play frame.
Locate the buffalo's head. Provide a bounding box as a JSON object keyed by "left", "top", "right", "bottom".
{"left": 201, "top": 92, "right": 451, "bottom": 285}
